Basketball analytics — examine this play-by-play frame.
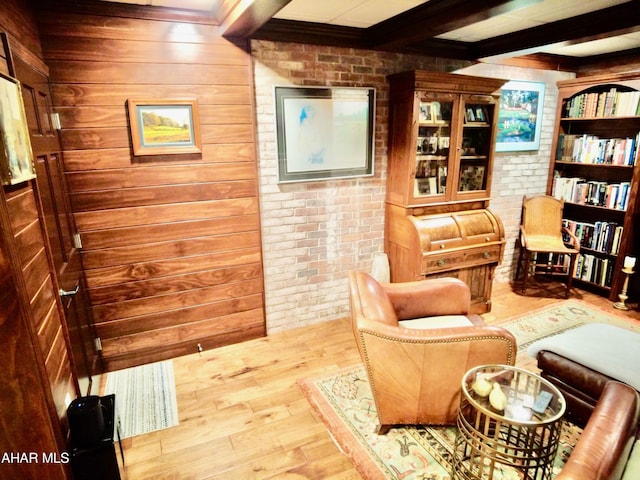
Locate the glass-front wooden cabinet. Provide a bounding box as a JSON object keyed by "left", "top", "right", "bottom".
{"left": 384, "top": 71, "right": 507, "bottom": 313}
{"left": 386, "top": 72, "right": 504, "bottom": 210}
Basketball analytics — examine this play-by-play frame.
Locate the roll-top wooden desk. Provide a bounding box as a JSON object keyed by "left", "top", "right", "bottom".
{"left": 385, "top": 205, "right": 505, "bottom": 313}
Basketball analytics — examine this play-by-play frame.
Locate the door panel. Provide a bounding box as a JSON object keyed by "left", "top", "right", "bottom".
{"left": 15, "top": 56, "right": 101, "bottom": 395}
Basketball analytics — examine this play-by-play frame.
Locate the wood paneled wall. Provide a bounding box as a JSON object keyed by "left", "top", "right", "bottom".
{"left": 36, "top": 2, "right": 265, "bottom": 370}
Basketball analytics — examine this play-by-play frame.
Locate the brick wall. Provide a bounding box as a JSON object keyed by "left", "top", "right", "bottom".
{"left": 252, "top": 40, "right": 574, "bottom": 332}
{"left": 458, "top": 64, "right": 575, "bottom": 283}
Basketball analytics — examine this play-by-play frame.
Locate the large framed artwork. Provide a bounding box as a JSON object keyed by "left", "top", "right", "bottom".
{"left": 275, "top": 86, "right": 375, "bottom": 183}
{"left": 0, "top": 73, "right": 36, "bottom": 185}
{"left": 496, "top": 81, "right": 545, "bottom": 152}
{"left": 127, "top": 99, "right": 202, "bottom": 156}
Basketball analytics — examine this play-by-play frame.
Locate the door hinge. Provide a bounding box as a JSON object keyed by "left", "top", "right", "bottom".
{"left": 51, "top": 112, "right": 61, "bottom": 130}
{"left": 94, "top": 337, "right": 103, "bottom": 352}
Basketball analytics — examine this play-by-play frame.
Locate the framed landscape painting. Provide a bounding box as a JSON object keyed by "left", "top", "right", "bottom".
{"left": 0, "top": 73, "right": 36, "bottom": 185}
{"left": 496, "top": 81, "right": 545, "bottom": 152}
{"left": 127, "top": 99, "right": 202, "bottom": 156}
{"left": 275, "top": 86, "right": 375, "bottom": 183}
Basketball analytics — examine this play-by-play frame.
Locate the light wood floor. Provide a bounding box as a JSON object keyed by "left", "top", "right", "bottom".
{"left": 112, "top": 281, "right": 640, "bottom": 479}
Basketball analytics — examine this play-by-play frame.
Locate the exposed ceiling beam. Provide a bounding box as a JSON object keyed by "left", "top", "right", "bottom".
{"left": 366, "top": 0, "right": 542, "bottom": 51}
{"left": 575, "top": 46, "right": 640, "bottom": 74}
{"left": 222, "top": 0, "right": 293, "bottom": 37}
{"left": 472, "top": 1, "right": 640, "bottom": 58}
{"left": 481, "top": 53, "right": 581, "bottom": 72}
{"left": 251, "top": 18, "right": 368, "bottom": 48}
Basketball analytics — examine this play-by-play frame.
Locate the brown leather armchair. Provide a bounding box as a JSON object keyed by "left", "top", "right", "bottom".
{"left": 348, "top": 271, "right": 517, "bottom": 434}
{"left": 556, "top": 381, "right": 639, "bottom": 480}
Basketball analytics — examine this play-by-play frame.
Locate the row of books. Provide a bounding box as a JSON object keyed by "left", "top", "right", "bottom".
{"left": 552, "top": 177, "right": 631, "bottom": 210}
{"left": 562, "top": 88, "right": 640, "bottom": 118}
{"left": 555, "top": 133, "right": 639, "bottom": 166}
{"left": 573, "top": 253, "right": 615, "bottom": 288}
{"left": 562, "top": 219, "right": 623, "bottom": 255}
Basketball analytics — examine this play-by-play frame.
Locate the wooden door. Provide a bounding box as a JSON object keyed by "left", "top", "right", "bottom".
{"left": 14, "top": 57, "right": 100, "bottom": 395}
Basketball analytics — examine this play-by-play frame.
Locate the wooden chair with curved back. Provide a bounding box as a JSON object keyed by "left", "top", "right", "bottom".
{"left": 515, "top": 195, "right": 580, "bottom": 298}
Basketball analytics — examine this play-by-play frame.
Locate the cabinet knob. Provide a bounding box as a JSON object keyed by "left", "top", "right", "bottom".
{"left": 483, "top": 252, "right": 491, "bottom": 259}
{"left": 437, "top": 259, "right": 446, "bottom": 266}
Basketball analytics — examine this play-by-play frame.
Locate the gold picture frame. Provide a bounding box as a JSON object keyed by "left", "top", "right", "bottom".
{"left": 0, "top": 73, "right": 36, "bottom": 185}
{"left": 127, "top": 99, "right": 202, "bottom": 156}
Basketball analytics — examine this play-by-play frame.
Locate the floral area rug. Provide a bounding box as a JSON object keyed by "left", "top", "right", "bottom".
{"left": 299, "top": 300, "right": 638, "bottom": 480}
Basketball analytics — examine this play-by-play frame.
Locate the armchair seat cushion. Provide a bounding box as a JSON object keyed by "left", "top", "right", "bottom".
{"left": 525, "top": 234, "right": 575, "bottom": 253}
{"left": 399, "top": 315, "right": 474, "bottom": 329}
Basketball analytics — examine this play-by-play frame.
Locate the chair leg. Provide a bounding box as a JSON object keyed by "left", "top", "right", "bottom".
{"left": 565, "top": 254, "right": 577, "bottom": 298}
{"left": 377, "top": 424, "right": 392, "bottom": 435}
{"left": 521, "top": 251, "right": 531, "bottom": 294}
{"left": 515, "top": 244, "right": 524, "bottom": 281}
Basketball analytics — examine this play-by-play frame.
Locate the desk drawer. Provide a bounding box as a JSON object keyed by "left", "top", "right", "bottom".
{"left": 422, "top": 244, "right": 502, "bottom": 274}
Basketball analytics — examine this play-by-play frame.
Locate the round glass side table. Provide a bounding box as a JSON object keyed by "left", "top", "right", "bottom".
{"left": 453, "top": 364, "right": 566, "bottom": 480}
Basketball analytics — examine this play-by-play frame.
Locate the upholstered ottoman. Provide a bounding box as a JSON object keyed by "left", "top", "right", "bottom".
{"left": 528, "top": 323, "right": 640, "bottom": 428}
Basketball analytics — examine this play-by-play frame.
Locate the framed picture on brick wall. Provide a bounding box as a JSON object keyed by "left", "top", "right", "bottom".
{"left": 496, "top": 81, "right": 545, "bottom": 152}
{"left": 275, "top": 86, "right": 375, "bottom": 183}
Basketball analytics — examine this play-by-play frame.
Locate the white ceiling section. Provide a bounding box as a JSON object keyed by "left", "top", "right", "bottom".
{"left": 99, "top": 0, "right": 640, "bottom": 63}
{"left": 435, "top": 0, "right": 629, "bottom": 41}
{"left": 273, "top": 0, "right": 426, "bottom": 28}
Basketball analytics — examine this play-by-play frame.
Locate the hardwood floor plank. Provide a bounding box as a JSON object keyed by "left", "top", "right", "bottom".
{"left": 113, "top": 282, "right": 640, "bottom": 479}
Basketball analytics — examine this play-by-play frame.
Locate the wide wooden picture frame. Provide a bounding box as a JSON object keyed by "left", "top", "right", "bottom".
{"left": 127, "top": 99, "right": 202, "bottom": 156}
{"left": 496, "top": 81, "right": 545, "bottom": 152}
{"left": 0, "top": 73, "right": 36, "bottom": 185}
{"left": 275, "top": 86, "right": 375, "bottom": 183}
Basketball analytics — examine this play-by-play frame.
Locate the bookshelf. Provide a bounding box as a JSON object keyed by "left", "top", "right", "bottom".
{"left": 548, "top": 72, "right": 640, "bottom": 302}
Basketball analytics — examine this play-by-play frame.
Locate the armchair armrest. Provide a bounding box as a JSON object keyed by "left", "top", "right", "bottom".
{"left": 555, "top": 381, "right": 639, "bottom": 480}
{"left": 561, "top": 226, "right": 580, "bottom": 251}
{"left": 382, "top": 277, "right": 471, "bottom": 320}
{"left": 519, "top": 225, "right": 528, "bottom": 248}
{"left": 356, "top": 316, "right": 517, "bottom": 357}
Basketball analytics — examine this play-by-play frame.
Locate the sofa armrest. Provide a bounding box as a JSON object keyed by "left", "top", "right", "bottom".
{"left": 555, "top": 381, "right": 640, "bottom": 480}
{"left": 382, "top": 277, "right": 471, "bottom": 320}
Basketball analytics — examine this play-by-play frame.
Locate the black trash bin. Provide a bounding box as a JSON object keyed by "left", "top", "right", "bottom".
{"left": 68, "top": 395, "right": 106, "bottom": 446}
{"left": 67, "top": 394, "right": 122, "bottom": 480}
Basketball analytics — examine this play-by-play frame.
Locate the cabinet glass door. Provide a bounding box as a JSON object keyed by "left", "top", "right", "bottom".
{"left": 414, "top": 98, "right": 453, "bottom": 199}
{"left": 458, "top": 97, "right": 495, "bottom": 195}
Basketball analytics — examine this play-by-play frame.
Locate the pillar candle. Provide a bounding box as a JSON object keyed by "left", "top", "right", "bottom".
{"left": 623, "top": 256, "right": 636, "bottom": 269}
